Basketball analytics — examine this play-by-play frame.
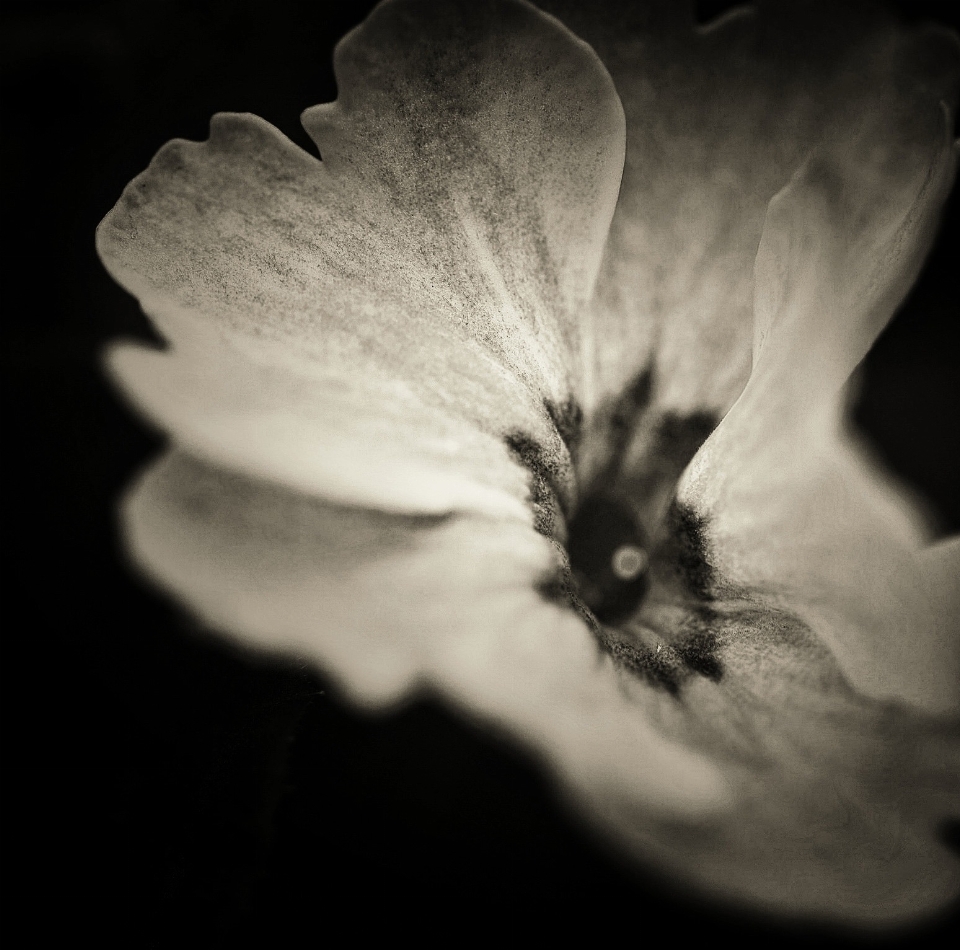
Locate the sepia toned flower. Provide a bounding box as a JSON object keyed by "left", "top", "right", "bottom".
{"left": 96, "top": 0, "right": 960, "bottom": 926}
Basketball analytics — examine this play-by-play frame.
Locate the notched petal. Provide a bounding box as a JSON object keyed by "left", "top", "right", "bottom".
{"left": 97, "top": 0, "right": 626, "bottom": 515}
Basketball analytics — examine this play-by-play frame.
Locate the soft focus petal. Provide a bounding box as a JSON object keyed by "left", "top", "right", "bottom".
{"left": 124, "top": 450, "right": 730, "bottom": 816}
{"left": 751, "top": 111, "right": 958, "bottom": 406}
{"left": 542, "top": 0, "right": 959, "bottom": 417}
{"left": 603, "top": 595, "right": 960, "bottom": 923}
{"left": 924, "top": 536, "right": 960, "bottom": 670}
{"left": 684, "top": 414, "right": 960, "bottom": 716}
{"left": 127, "top": 452, "right": 960, "bottom": 923}
{"left": 529, "top": 2, "right": 960, "bottom": 917}
{"left": 679, "top": 99, "right": 959, "bottom": 713}
{"left": 97, "top": 0, "right": 625, "bottom": 514}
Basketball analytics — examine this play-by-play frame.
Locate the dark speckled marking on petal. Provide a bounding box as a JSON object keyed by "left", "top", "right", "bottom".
{"left": 605, "top": 637, "right": 684, "bottom": 695}
{"left": 504, "top": 432, "right": 557, "bottom": 538}
{"left": 504, "top": 393, "right": 581, "bottom": 539}
{"left": 517, "top": 368, "right": 724, "bottom": 695}
{"left": 599, "top": 606, "right": 725, "bottom": 696}
{"left": 608, "top": 367, "right": 653, "bottom": 448}
{"left": 676, "top": 627, "right": 723, "bottom": 682}
{"left": 535, "top": 562, "right": 601, "bottom": 636}
{"left": 661, "top": 500, "right": 716, "bottom": 600}
{"left": 544, "top": 395, "right": 583, "bottom": 455}
{"left": 504, "top": 431, "right": 568, "bottom": 539}
{"left": 593, "top": 366, "right": 654, "bottom": 488}
{"left": 537, "top": 553, "right": 725, "bottom": 697}
{"left": 615, "top": 409, "right": 719, "bottom": 530}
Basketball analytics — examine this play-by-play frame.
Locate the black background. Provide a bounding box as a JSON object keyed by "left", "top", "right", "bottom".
{"left": 3, "top": 0, "right": 959, "bottom": 945}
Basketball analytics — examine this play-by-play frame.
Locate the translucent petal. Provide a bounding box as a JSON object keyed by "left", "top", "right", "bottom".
{"left": 541, "top": 0, "right": 960, "bottom": 416}
{"left": 680, "top": 116, "right": 959, "bottom": 714}
{"left": 96, "top": 0, "right": 625, "bottom": 513}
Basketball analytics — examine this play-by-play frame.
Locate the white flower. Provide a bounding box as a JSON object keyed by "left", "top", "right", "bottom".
{"left": 96, "top": 0, "right": 960, "bottom": 925}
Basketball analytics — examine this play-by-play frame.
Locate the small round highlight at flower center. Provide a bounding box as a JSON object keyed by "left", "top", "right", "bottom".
{"left": 611, "top": 544, "right": 648, "bottom": 581}
{"left": 567, "top": 493, "right": 651, "bottom": 625}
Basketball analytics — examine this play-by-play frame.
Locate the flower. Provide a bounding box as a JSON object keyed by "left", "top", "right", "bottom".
{"left": 96, "top": 0, "right": 960, "bottom": 926}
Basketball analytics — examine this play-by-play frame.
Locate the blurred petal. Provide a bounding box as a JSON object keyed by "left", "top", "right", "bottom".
{"left": 924, "top": 536, "right": 960, "bottom": 651}
{"left": 542, "top": 0, "right": 960, "bottom": 416}
{"left": 680, "top": 110, "right": 959, "bottom": 713}
{"left": 601, "top": 595, "right": 960, "bottom": 923}
{"left": 127, "top": 451, "right": 960, "bottom": 923}
{"left": 751, "top": 110, "right": 958, "bottom": 406}
{"left": 97, "top": 0, "right": 625, "bottom": 514}
{"left": 528, "top": 4, "right": 960, "bottom": 916}
{"left": 124, "top": 450, "right": 730, "bottom": 816}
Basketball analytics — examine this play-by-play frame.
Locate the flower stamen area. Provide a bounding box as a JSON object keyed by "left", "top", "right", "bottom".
{"left": 567, "top": 492, "right": 650, "bottom": 624}
{"left": 506, "top": 371, "right": 729, "bottom": 696}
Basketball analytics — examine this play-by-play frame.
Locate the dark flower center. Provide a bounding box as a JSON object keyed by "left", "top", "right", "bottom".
{"left": 566, "top": 492, "right": 650, "bottom": 624}
{"left": 508, "top": 373, "right": 729, "bottom": 694}
{"left": 507, "top": 368, "right": 720, "bottom": 632}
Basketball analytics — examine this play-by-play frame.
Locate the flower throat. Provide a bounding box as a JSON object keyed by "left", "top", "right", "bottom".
{"left": 506, "top": 367, "right": 718, "bottom": 629}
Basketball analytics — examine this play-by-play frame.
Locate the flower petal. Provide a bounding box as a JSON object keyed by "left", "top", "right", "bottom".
{"left": 602, "top": 597, "right": 960, "bottom": 923}
{"left": 546, "top": 6, "right": 960, "bottom": 915}
{"left": 124, "top": 450, "right": 731, "bottom": 816}
{"left": 678, "top": 113, "right": 959, "bottom": 714}
{"left": 750, "top": 112, "right": 958, "bottom": 407}
{"left": 924, "top": 534, "right": 960, "bottom": 645}
{"left": 126, "top": 451, "right": 960, "bottom": 923}
{"left": 97, "top": 0, "right": 625, "bottom": 514}
{"left": 106, "top": 322, "right": 531, "bottom": 519}
{"left": 541, "top": 0, "right": 960, "bottom": 415}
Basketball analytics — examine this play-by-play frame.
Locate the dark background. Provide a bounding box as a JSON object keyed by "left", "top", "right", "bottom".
{"left": 3, "top": 1, "right": 959, "bottom": 945}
